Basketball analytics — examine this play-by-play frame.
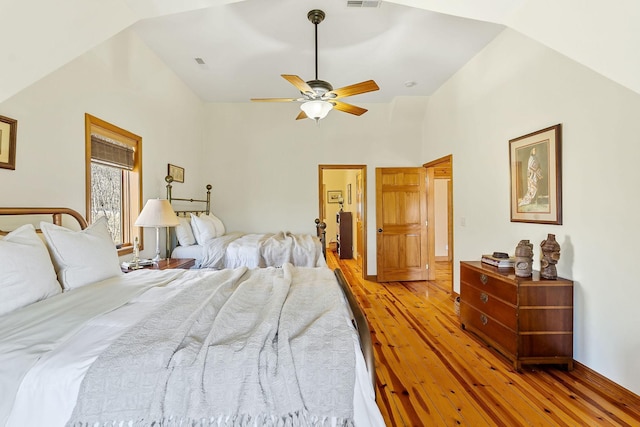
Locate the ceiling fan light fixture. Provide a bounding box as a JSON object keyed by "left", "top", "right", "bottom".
{"left": 301, "top": 100, "right": 333, "bottom": 122}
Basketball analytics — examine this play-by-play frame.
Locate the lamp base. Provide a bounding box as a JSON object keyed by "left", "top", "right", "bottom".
{"left": 153, "top": 227, "right": 163, "bottom": 263}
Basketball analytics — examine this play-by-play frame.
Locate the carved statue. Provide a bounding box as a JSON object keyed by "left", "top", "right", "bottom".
{"left": 514, "top": 239, "right": 534, "bottom": 277}
{"left": 540, "top": 233, "right": 561, "bottom": 279}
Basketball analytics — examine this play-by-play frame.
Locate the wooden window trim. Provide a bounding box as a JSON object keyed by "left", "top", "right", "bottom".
{"left": 85, "top": 114, "right": 142, "bottom": 256}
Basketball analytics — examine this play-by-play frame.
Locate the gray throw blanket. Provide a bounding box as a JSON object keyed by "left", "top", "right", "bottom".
{"left": 67, "top": 265, "right": 355, "bottom": 426}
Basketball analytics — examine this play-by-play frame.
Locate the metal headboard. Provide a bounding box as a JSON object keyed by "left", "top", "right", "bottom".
{"left": 165, "top": 175, "right": 212, "bottom": 257}
{"left": 165, "top": 175, "right": 211, "bottom": 216}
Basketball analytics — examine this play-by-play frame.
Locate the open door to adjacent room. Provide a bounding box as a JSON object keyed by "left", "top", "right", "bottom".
{"left": 424, "top": 155, "right": 454, "bottom": 291}
{"left": 318, "top": 165, "right": 367, "bottom": 280}
{"left": 375, "top": 167, "right": 428, "bottom": 282}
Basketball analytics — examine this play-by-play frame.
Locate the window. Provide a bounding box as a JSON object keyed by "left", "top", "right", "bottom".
{"left": 85, "top": 114, "right": 142, "bottom": 255}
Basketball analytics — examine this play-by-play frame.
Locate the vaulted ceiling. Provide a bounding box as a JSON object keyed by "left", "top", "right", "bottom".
{"left": 1, "top": 0, "right": 638, "bottom": 104}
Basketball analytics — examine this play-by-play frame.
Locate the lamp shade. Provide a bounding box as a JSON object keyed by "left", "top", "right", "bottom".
{"left": 300, "top": 100, "right": 333, "bottom": 121}
{"left": 134, "top": 199, "right": 179, "bottom": 227}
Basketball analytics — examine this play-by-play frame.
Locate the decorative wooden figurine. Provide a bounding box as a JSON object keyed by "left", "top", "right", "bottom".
{"left": 540, "top": 233, "right": 560, "bottom": 279}
{"left": 514, "top": 239, "right": 534, "bottom": 277}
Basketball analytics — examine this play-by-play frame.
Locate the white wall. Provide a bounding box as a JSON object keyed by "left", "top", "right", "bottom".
{"left": 202, "top": 97, "right": 425, "bottom": 273}
{"left": 506, "top": 0, "right": 640, "bottom": 96}
{"left": 423, "top": 28, "right": 640, "bottom": 395}
{"left": 0, "top": 29, "right": 205, "bottom": 259}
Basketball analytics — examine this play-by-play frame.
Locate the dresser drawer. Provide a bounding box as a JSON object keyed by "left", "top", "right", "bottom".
{"left": 519, "top": 307, "right": 573, "bottom": 332}
{"left": 460, "top": 302, "right": 517, "bottom": 356}
{"left": 519, "top": 283, "right": 573, "bottom": 306}
{"left": 520, "top": 333, "right": 573, "bottom": 358}
{"left": 461, "top": 282, "right": 517, "bottom": 330}
{"left": 460, "top": 265, "right": 517, "bottom": 305}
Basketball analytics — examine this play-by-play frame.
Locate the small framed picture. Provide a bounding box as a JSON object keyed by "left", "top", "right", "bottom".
{"left": 0, "top": 115, "right": 17, "bottom": 170}
{"left": 509, "top": 124, "right": 562, "bottom": 224}
{"left": 327, "top": 190, "right": 342, "bottom": 204}
{"left": 168, "top": 164, "right": 184, "bottom": 183}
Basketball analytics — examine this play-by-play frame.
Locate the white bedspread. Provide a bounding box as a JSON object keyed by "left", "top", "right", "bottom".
{"left": 0, "top": 268, "right": 384, "bottom": 427}
{"left": 197, "top": 232, "right": 326, "bottom": 269}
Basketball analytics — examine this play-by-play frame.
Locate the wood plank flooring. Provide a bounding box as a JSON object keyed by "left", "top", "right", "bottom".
{"left": 326, "top": 251, "right": 640, "bottom": 426}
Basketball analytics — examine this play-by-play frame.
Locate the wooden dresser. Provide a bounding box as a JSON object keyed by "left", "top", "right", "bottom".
{"left": 336, "top": 211, "right": 353, "bottom": 259}
{"left": 460, "top": 261, "right": 573, "bottom": 371}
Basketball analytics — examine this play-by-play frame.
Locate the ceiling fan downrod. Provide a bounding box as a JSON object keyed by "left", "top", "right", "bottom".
{"left": 307, "top": 9, "right": 325, "bottom": 81}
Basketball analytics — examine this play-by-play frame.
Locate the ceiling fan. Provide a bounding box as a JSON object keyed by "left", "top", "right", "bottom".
{"left": 250, "top": 9, "right": 380, "bottom": 122}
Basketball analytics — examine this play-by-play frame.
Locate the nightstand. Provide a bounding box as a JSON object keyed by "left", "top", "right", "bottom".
{"left": 122, "top": 258, "right": 195, "bottom": 272}
{"left": 149, "top": 258, "right": 196, "bottom": 270}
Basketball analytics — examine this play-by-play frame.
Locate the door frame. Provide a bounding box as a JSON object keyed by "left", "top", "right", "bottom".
{"left": 423, "top": 154, "right": 454, "bottom": 291}
{"left": 318, "top": 165, "right": 367, "bottom": 280}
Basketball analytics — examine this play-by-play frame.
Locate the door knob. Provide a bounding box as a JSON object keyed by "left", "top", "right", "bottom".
{"left": 378, "top": 228, "right": 383, "bottom": 233}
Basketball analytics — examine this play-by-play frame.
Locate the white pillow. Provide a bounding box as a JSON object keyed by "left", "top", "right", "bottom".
{"left": 190, "top": 213, "right": 217, "bottom": 245}
{"left": 205, "top": 212, "right": 226, "bottom": 237}
{"left": 41, "top": 216, "right": 122, "bottom": 291}
{"left": 0, "top": 224, "right": 62, "bottom": 316}
{"left": 175, "top": 216, "right": 196, "bottom": 246}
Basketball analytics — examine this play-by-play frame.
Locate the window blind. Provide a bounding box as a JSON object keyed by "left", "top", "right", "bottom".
{"left": 91, "top": 135, "right": 134, "bottom": 170}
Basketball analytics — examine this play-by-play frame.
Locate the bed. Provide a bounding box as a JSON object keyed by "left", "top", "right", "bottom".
{"left": 165, "top": 175, "right": 328, "bottom": 269}
{"left": 0, "top": 207, "right": 382, "bottom": 427}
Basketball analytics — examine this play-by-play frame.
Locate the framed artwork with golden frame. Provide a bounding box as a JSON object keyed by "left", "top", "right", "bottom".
{"left": 0, "top": 115, "right": 17, "bottom": 170}
{"left": 168, "top": 164, "right": 184, "bottom": 183}
{"left": 327, "top": 190, "right": 342, "bottom": 204}
{"left": 509, "top": 124, "right": 562, "bottom": 225}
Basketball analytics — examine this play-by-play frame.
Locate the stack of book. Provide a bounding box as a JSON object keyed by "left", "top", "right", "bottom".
{"left": 121, "top": 259, "right": 154, "bottom": 269}
{"left": 481, "top": 254, "right": 515, "bottom": 268}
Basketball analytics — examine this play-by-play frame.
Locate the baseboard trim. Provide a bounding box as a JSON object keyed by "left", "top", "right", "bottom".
{"left": 573, "top": 360, "right": 640, "bottom": 400}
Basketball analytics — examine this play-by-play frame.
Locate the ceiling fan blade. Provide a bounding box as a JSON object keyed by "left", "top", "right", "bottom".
{"left": 250, "top": 98, "right": 298, "bottom": 102}
{"left": 332, "top": 101, "right": 368, "bottom": 116}
{"left": 296, "top": 111, "right": 308, "bottom": 120}
{"left": 326, "top": 80, "right": 379, "bottom": 100}
{"left": 282, "top": 75, "right": 315, "bottom": 95}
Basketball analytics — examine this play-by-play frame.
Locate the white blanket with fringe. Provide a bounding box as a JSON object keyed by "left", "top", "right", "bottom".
{"left": 198, "top": 232, "right": 325, "bottom": 269}
{"left": 66, "top": 264, "right": 355, "bottom": 426}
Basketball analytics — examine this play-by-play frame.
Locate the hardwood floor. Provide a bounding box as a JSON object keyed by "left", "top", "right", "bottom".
{"left": 326, "top": 251, "right": 640, "bottom": 426}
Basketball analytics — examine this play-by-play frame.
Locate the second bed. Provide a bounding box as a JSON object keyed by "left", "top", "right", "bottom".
{"left": 166, "top": 176, "right": 327, "bottom": 269}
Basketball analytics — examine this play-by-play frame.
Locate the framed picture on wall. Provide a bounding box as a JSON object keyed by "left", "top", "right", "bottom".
{"left": 509, "top": 124, "right": 562, "bottom": 224}
{"left": 327, "top": 190, "right": 342, "bottom": 203}
{"left": 168, "top": 164, "right": 185, "bottom": 183}
{"left": 0, "top": 115, "right": 17, "bottom": 170}
{"left": 347, "top": 184, "right": 352, "bottom": 205}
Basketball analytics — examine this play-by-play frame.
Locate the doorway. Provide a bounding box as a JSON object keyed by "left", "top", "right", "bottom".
{"left": 318, "top": 165, "right": 367, "bottom": 280}
{"left": 424, "top": 155, "right": 454, "bottom": 291}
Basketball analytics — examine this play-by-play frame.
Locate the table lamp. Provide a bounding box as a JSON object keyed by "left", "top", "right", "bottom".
{"left": 134, "top": 199, "right": 179, "bottom": 262}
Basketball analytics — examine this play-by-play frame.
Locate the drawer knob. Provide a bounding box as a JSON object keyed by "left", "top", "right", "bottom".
{"left": 480, "top": 314, "right": 488, "bottom": 325}
{"left": 480, "top": 293, "right": 489, "bottom": 304}
{"left": 480, "top": 274, "right": 488, "bottom": 285}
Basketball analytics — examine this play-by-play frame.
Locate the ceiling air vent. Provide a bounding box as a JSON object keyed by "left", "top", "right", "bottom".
{"left": 347, "top": 1, "right": 381, "bottom": 8}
